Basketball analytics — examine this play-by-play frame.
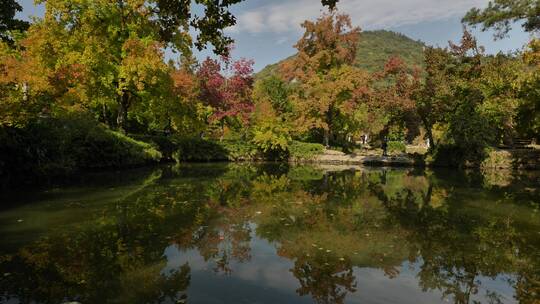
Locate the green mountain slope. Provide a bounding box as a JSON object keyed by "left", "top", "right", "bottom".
{"left": 256, "top": 30, "right": 425, "bottom": 79}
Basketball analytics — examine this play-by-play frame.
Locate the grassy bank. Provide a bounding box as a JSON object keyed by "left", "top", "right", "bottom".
{"left": 0, "top": 116, "right": 161, "bottom": 186}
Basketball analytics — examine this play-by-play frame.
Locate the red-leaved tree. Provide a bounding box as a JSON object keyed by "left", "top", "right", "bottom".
{"left": 197, "top": 52, "right": 254, "bottom": 138}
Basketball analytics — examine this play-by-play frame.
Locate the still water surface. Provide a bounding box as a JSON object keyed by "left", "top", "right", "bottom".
{"left": 1, "top": 164, "right": 539, "bottom": 304}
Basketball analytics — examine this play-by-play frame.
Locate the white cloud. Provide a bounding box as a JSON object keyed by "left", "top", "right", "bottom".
{"left": 229, "top": 0, "right": 489, "bottom": 34}
{"left": 241, "top": 11, "right": 267, "bottom": 33}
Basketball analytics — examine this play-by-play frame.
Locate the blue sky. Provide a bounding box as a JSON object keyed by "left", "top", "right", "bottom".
{"left": 17, "top": 0, "right": 531, "bottom": 72}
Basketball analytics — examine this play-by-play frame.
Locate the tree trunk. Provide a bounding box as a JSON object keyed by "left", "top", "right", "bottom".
{"left": 117, "top": 92, "right": 129, "bottom": 132}
{"left": 422, "top": 117, "right": 436, "bottom": 151}
{"left": 324, "top": 108, "right": 333, "bottom": 147}
{"left": 323, "top": 129, "right": 330, "bottom": 147}
{"left": 22, "top": 82, "right": 29, "bottom": 102}
{"left": 426, "top": 128, "right": 435, "bottom": 151}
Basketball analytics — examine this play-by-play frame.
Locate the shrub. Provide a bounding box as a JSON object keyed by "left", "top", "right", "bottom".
{"left": 135, "top": 136, "right": 262, "bottom": 162}
{"left": 428, "top": 144, "right": 488, "bottom": 168}
{"left": 387, "top": 141, "right": 406, "bottom": 154}
{"left": 288, "top": 141, "right": 324, "bottom": 161}
{"left": 481, "top": 148, "right": 512, "bottom": 169}
{"left": 221, "top": 140, "right": 261, "bottom": 161}
{"left": 172, "top": 138, "right": 229, "bottom": 162}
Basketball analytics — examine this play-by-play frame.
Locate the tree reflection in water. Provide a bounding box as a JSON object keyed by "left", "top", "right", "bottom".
{"left": 0, "top": 164, "right": 539, "bottom": 303}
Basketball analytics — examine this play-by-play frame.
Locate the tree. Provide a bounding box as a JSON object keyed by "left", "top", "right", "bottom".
{"left": 416, "top": 47, "right": 454, "bottom": 149}
{"left": 440, "top": 30, "right": 495, "bottom": 158}
{"left": 250, "top": 75, "right": 294, "bottom": 154}
{"left": 16, "top": 0, "right": 247, "bottom": 131}
{"left": 516, "top": 39, "right": 540, "bottom": 140}
{"left": 417, "top": 28, "right": 528, "bottom": 163}
{"left": 0, "top": 24, "right": 61, "bottom": 126}
{"left": 283, "top": 11, "right": 363, "bottom": 147}
{"left": 253, "top": 75, "right": 292, "bottom": 115}
{"left": 0, "top": 0, "right": 29, "bottom": 45}
{"left": 463, "top": 0, "right": 540, "bottom": 39}
{"left": 291, "top": 65, "right": 370, "bottom": 147}
{"left": 197, "top": 53, "right": 255, "bottom": 139}
{"left": 372, "top": 56, "right": 421, "bottom": 142}
{"left": 462, "top": 1, "right": 540, "bottom": 142}
{"left": 283, "top": 12, "right": 360, "bottom": 82}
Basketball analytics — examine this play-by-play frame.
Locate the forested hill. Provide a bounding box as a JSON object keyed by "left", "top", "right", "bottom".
{"left": 256, "top": 30, "right": 425, "bottom": 78}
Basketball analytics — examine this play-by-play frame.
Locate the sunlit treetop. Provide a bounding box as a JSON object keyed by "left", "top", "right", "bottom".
{"left": 283, "top": 11, "right": 360, "bottom": 82}
{"left": 35, "top": 0, "right": 245, "bottom": 55}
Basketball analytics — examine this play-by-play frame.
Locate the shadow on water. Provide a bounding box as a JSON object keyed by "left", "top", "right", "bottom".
{"left": 0, "top": 163, "right": 539, "bottom": 304}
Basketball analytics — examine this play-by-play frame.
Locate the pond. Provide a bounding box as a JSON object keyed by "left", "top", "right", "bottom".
{"left": 0, "top": 164, "right": 539, "bottom": 304}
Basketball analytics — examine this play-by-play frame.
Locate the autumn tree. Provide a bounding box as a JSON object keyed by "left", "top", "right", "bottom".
{"left": 415, "top": 47, "right": 454, "bottom": 149}
{"left": 516, "top": 39, "right": 540, "bottom": 140}
{"left": 249, "top": 75, "right": 294, "bottom": 153}
{"left": 0, "top": 21, "right": 72, "bottom": 126}
{"left": 8, "top": 0, "right": 246, "bottom": 132}
{"left": 416, "top": 28, "right": 527, "bottom": 164}
{"left": 462, "top": 1, "right": 540, "bottom": 142}
{"left": 371, "top": 56, "right": 421, "bottom": 143}
{"left": 283, "top": 11, "right": 364, "bottom": 147}
{"left": 197, "top": 53, "right": 255, "bottom": 139}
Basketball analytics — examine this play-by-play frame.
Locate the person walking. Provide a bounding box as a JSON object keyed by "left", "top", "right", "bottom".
{"left": 382, "top": 136, "right": 388, "bottom": 157}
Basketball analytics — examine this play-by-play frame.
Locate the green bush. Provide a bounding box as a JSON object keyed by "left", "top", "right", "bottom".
{"left": 221, "top": 140, "right": 260, "bottom": 161}
{"left": 387, "top": 141, "right": 406, "bottom": 154}
{"left": 428, "top": 144, "right": 488, "bottom": 168}
{"left": 134, "top": 136, "right": 261, "bottom": 162}
{"left": 288, "top": 141, "right": 324, "bottom": 161}
{"left": 172, "top": 138, "right": 229, "bottom": 162}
